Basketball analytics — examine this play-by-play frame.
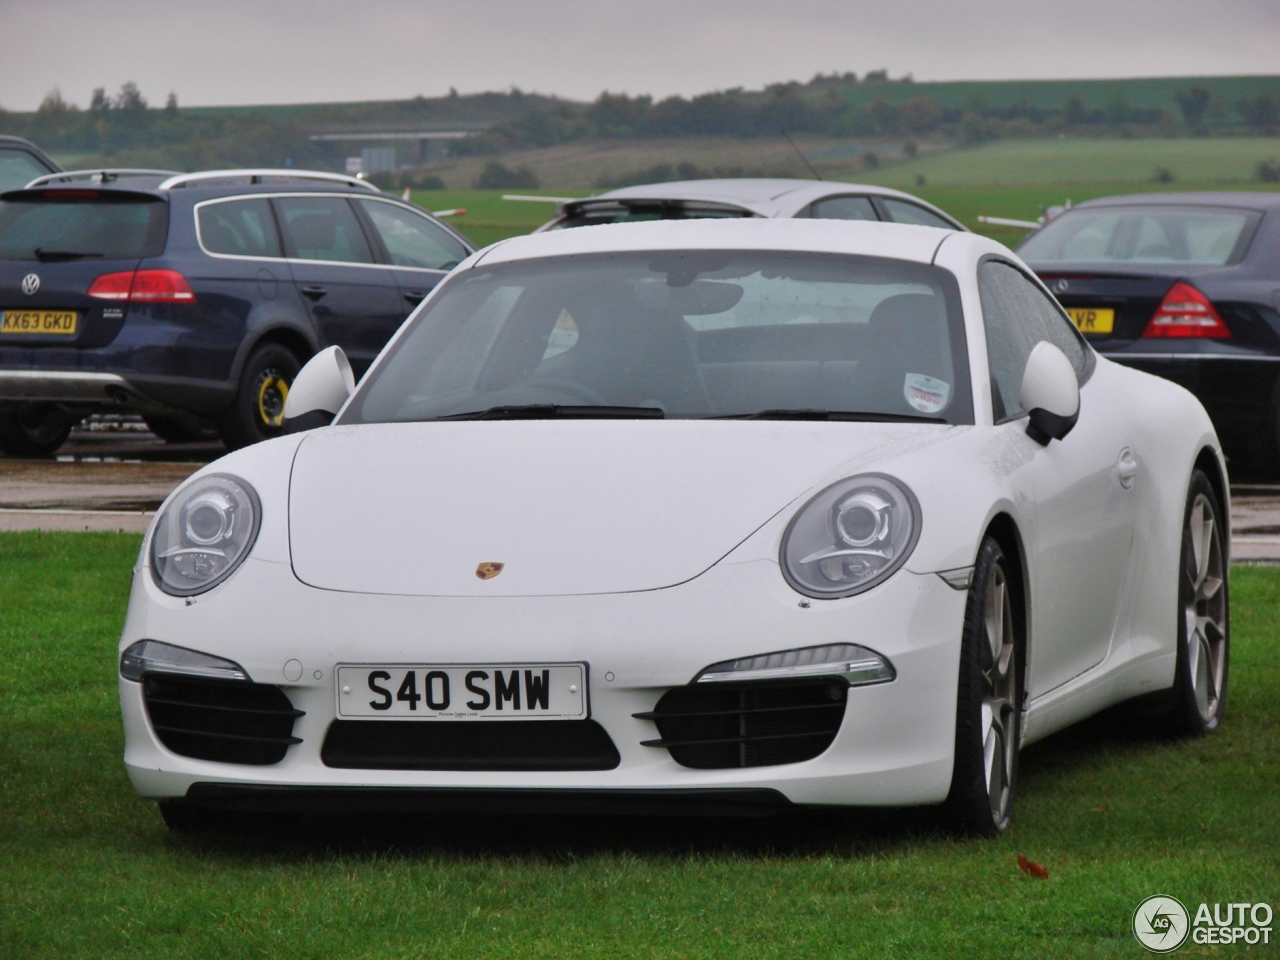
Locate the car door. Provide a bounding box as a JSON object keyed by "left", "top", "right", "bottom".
{"left": 354, "top": 198, "right": 471, "bottom": 313}
{"left": 980, "top": 259, "right": 1140, "bottom": 696}
{"left": 274, "top": 195, "right": 403, "bottom": 377}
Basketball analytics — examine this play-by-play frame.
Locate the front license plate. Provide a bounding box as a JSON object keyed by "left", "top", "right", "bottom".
{"left": 1065, "top": 307, "right": 1114, "bottom": 335}
{"left": 0, "top": 310, "right": 78, "bottom": 335}
{"left": 337, "top": 663, "right": 588, "bottom": 720}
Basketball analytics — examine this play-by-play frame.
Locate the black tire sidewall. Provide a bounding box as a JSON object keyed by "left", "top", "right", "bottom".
{"left": 0, "top": 403, "right": 76, "bottom": 458}
{"left": 944, "top": 537, "right": 1024, "bottom": 835}
{"left": 217, "top": 344, "right": 303, "bottom": 450}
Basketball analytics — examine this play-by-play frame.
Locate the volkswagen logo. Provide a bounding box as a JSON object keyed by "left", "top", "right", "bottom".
{"left": 1055, "top": 279, "right": 1069, "bottom": 294}
{"left": 21, "top": 273, "right": 40, "bottom": 296}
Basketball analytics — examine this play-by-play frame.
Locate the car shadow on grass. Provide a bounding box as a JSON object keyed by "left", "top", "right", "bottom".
{"left": 163, "top": 803, "right": 954, "bottom": 863}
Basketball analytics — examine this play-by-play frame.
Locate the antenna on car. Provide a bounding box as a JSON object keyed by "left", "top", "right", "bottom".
{"left": 781, "top": 131, "right": 822, "bottom": 181}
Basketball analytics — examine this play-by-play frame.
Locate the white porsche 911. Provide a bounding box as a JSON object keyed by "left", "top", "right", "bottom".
{"left": 118, "top": 218, "right": 1229, "bottom": 835}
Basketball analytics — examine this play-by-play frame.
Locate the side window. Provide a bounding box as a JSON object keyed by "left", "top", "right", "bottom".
{"left": 809, "top": 196, "right": 877, "bottom": 221}
{"left": 197, "top": 198, "right": 281, "bottom": 258}
{"left": 275, "top": 196, "right": 373, "bottom": 264}
{"left": 357, "top": 200, "right": 469, "bottom": 271}
{"left": 880, "top": 198, "right": 956, "bottom": 230}
{"left": 979, "top": 260, "right": 1089, "bottom": 421}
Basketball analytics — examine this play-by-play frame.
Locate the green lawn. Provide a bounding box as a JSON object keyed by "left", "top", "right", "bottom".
{"left": 1, "top": 531, "right": 1277, "bottom": 957}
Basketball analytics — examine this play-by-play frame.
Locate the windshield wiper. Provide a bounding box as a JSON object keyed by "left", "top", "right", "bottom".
{"left": 434, "top": 404, "right": 666, "bottom": 421}
{"left": 34, "top": 248, "right": 104, "bottom": 262}
{"left": 712, "top": 409, "right": 946, "bottom": 424}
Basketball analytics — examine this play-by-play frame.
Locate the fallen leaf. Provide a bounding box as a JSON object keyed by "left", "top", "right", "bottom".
{"left": 1017, "top": 854, "right": 1049, "bottom": 879}
{"left": 1090, "top": 805, "right": 1109, "bottom": 812}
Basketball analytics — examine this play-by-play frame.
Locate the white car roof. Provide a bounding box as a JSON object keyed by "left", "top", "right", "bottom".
{"left": 590, "top": 178, "right": 940, "bottom": 218}
{"left": 473, "top": 216, "right": 955, "bottom": 267}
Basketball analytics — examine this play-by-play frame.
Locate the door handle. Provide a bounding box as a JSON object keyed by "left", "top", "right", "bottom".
{"left": 403, "top": 291, "right": 426, "bottom": 304}
{"left": 300, "top": 285, "right": 327, "bottom": 301}
{"left": 1117, "top": 448, "right": 1138, "bottom": 489}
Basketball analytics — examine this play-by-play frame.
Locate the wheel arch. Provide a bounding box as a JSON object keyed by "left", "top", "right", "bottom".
{"left": 1193, "top": 445, "right": 1230, "bottom": 542}
{"left": 228, "top": 325, "right": 317, "bottom": 388}
{"left": 982, "top": 512, "right": 1030, "bottom": 698}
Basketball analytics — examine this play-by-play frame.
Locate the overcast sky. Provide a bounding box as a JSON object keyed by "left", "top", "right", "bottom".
{"left": 1, "top": 0, "right": 1276, "bottom": 111}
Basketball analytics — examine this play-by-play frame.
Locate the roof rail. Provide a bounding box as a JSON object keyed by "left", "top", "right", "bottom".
{"left": 24, "top": 169, "right": 180, "bottom": 189}
{"left": 157, "top": 169, "right": 381, "bottom": 192}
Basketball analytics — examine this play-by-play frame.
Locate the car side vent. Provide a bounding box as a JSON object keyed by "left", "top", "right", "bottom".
{"left": 142, "top": 675, "right": 303, "bottom": 765}
{"left": 635, "top": 678, "right": 847, "bottom": 769}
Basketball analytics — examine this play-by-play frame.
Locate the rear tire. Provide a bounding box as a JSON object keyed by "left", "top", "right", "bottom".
{"left": 1159, "top": 469, "right": 1229, "bottom": 736}
{"left": 216, "top": 343, "right": 302, "bottom": 450}
{"left": 143, "top": 413, "right": 220, "bottom": 444}
{"left": 942, "top": 537, "right": 1024, "bottom": 836}
{"left": 0, "top": 403, "right": 77, "bottom": 457}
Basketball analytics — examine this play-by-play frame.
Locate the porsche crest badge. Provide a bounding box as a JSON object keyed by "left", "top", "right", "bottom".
{"left": 475, "top": 562, "right": 505, "bottom": 580}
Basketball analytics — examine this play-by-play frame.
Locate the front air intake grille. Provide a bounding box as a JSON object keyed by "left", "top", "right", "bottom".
{"left": 636, "top": 678, "right": 847, "bottom": 769}
{"left": 142, "top": 675, "right": 303, "bottom": 765}
{"left": 321, "top": 720, "right": 621, "bottom": 771}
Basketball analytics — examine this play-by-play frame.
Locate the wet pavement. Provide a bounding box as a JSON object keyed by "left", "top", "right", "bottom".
{"left": 2, "top": 415, "right": 1280, "bottom": 558}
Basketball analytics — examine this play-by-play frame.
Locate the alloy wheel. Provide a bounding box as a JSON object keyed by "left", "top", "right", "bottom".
{"left": 1184, "top": 493, "right": 1227, "bottom": 723}
{"left": 982, "top": 564, "right": 1017, "bottom": 825}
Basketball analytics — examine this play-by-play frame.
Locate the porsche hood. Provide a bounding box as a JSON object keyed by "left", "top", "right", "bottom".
{"left": 287, "top": 420, "right": 941, "bottom": 597}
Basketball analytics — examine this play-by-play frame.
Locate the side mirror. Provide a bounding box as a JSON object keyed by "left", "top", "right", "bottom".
{"left": 282, "top": 346, "right": 355, "bottom": 433}
{"left": 1019, "top": 341, "right": 1080, "bottom": 446}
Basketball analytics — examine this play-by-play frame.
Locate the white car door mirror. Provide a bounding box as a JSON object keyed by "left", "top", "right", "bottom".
{"left": 283, "top": 345, "right": 355, "bottom": 433}
{"left": 1019, "top": 341, "right": 1080, "bottom": 446}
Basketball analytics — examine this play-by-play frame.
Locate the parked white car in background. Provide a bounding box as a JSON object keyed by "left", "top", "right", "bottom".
{"left": 522, "top": 178, "right": 965, "bottom": 232}
{"left": 118, "top": 218, "right": 1228, "bottom": 836}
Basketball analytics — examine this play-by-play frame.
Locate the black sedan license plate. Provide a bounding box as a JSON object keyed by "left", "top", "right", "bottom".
{"left": 336, "top": 663, "right": 588, "bottom": 720}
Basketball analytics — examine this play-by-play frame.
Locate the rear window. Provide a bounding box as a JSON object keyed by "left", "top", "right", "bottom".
{"left": 0, "top": 193, "right": 168, "bottom": 261}
{"left": 552, "top": 203, "right": 753, "bottom": 230}
{"left": 1018, "top": 205, "right": 1259, "bottom": 266}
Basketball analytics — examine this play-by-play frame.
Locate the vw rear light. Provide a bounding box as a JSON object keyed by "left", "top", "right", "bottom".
{"left": 87, "top": 271, "right": 134, "bottom": 300}
{"left": 1142, "top": 281, "right": 1228, "bottom": 338}
{"left": 130, "top": 270, "right": 195, "bottom": 302}
{"left": 88, "top": 269, "right": 195, "bottom": 303}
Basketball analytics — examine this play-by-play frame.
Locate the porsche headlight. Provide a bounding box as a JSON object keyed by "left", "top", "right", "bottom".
{"left": 781, "top": 474, "right": 920, "bottom": 599}
{"left": 150, "top": 474, "right": 260, "bottom": 596}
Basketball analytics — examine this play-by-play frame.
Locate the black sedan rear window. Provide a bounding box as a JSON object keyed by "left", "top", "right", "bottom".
{"left": 0, "top": 193, "right": 168, "bottom": 261}
{"left": 1018, "top": 205, "right": 1259, "bottom": 266}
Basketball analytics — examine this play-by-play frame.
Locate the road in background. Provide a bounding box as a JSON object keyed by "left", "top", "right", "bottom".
{"left": 3, "top": 415, "right": 1280, "bottom": 558}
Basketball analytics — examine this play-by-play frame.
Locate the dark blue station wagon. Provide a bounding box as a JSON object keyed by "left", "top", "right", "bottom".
{"left": 0, "top": 169, "right": 474, "bottom": 455}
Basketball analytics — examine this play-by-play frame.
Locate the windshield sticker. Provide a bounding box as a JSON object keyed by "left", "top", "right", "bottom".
{"left": 904, "top": 373, "right": 950, "bottom": 414}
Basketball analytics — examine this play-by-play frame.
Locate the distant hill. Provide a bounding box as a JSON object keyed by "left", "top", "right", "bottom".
{"left": 1, "top": 74, "right": 1275, "bottom": 179}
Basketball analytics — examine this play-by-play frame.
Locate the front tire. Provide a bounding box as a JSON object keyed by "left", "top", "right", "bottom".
{"left": 943, "top": 537, "right": 1023, "bottom": 835}
{"left": 1161, "top": 470, "right": 1229, "bottom": 736}
{"left": 216, "top": 343, "right": 302, "bottom": 450}
{"left": 0, "top": 403, "right": 77, "bottom": 457}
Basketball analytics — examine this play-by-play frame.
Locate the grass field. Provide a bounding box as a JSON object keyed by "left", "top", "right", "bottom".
{"left": 1, "top": 531, "right": 1277, "bottom": 958}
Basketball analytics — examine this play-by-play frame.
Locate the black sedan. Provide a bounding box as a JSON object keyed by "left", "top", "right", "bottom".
{"left": 1018, "top": 192, "right": 1280, "bottom": 473}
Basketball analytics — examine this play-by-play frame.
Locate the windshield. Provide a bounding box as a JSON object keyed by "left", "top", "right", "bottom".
{"left": 0, "top": 193, "right": 168, "bottom": 261}
{"left": 551, "top": 203, "right": 754, "bottom": 230}
{"left": 345, "top": 250, "right": 972, "bottom": 425}
{"left": 1018, "top": 205, "right": 1258, "bottom": 266}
